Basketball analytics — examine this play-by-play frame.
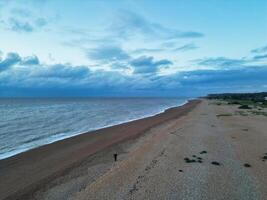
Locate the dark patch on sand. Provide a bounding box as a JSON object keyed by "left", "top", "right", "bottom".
{"left": 197, "top": 157, "right": 203, "bottom": 163}
{"left": 184, "top": 154, "right": 204, "bottom": 164}
{"left": 183, "top": 151, "right": 207, "bottom": 164}
{"left": 261, "top": 155, "right": 267, "bottom": 161}
{"left": 211, "top": 161, "right": 221, "bottom": 166}
{"left": 244, "top": 163, "right": 251, "bottom": 168}
{"left": 184, "top": 157, "right": 197, "bottom": 163}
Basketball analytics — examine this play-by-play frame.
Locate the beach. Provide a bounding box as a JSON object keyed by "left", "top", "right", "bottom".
{"left": 1, "top": 99, "right": 267, "bottom": 200}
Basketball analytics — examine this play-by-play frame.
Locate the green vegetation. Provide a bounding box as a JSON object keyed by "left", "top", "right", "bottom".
{"left": 216, "top": 114, "right": 232, "bottom": 117}
{"left": 207, "top": 92, "right": 267, "bottom": 117}
{"left": 209, "top": 101, "right": 226, "bottom": 106}
{"left": 207, "top": 92, "right": 267, "bottom": 101}
{"left": 207, "top": 92, "right": 267, "bottom": 108}
{"left": 235, "top": 111, "right": 248, "bottom": 116}
{"left": 249, "top": 111, "right": 267, "bottom": 117}
{"left": 238, "top": 105, "right": 252, "bottom": 109}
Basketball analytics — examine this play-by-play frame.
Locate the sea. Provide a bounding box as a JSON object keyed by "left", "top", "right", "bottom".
{"left": 0, "top": 97, "right": 188, "bottom": 160}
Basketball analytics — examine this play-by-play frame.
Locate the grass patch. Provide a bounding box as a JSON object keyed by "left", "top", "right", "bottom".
{"left": 238, "top": 105, "right": 252, "bottom": 109}
{"left": 227, "top": 101, "right": 241, "bottom": 105}
{"left": 249, "top": 111, "right": 267, "bottom": 117}
{"left": 209, "top": 101, "right": 226, "bottom": 106}
{"left": 216, "top": 113, "right": 232, "bottom": 117}
{"left": 235, "top": 111, "right": 248, "bottom": 116}
{"left": 225, "top": 99, "right": 267, "bottom": 108}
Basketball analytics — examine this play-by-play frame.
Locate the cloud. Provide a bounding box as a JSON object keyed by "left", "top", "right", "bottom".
{"left": 130, "top": 56, "right": 172, "bottom": 74}
{"left": 35, "top": 18, "right": 47, "bottom": 27}
{"left": 174, "top": 43, "right": 198, "bottom": 52}
{"left": 0, "top": 4, "right": 50, "bottom": 33}
{"left": 251, "top": 45, "right": 267, "bottom": 54}
{"left": 87, "top": 45, "right": 130, "bottom": 62}
{"left": 154, "top": 59, "right": 173, "bottom": 66}
{"left": 0, "top": 52, "right": 21, "bottom": 71}
{"left": 7, "top": 16, "right": 48, "bottom": 33}
{"left": 0, "top": 53, "right": 40, "bottom": 72}
{"left": 178, "top": 67, "right": 267, "bottom": 89}
{"left": 86, "top": 44, "right": 174, "bottom": 74}
{"left": 61, "top": 10, "right": 204, "bottom": 57}
{"left": 33, "top": 64, "right": 90, "bottom": 79}
{"left": 8, "top": 17, "right": 34, "bottom": 32}
{"left": 194, "top": 57, "right": 245, "bottom": 68}
{"left": 111, "top": 10, "right": 156, "bottom": 38}
{"left": 0, "top": 54, "right": 91, "bottom": 91}
{"left": 132, "top": 43, "right": 199, "bottom": 54}
{"left": 168, "top": 31, "right": 204, "bottom": 39}
{"left": 0, "top": 51, "right": 266, "bottom": 97}
{"left": 161, "top": 41, "right": 177, "bottom": 48}
{"left": 12, "top": 8, "right": 32, "bottom": 17}
{"left": 144, "top": 66, "right": 267, "bottom": 95}
{"left": 110, "top": 10, "right": 204, "bottom": 40}
{"left": 253, "top": 54, "right": 267, "bottom": 60}
{"left": 194, "top": 47, "right": 267, "bottom": 69}
{"left": 21, "top": 55, "right": 40, "bottom": 65}
{"left": 132, "top": 48, "right": 163, "bottom": 54}
{"left": 8, "top": 17, "right": 47, "bottom": 32}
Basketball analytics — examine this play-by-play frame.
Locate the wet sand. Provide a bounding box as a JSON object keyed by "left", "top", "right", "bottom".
{"left": 0, "top": 100, "right": 199, "bottom": 200}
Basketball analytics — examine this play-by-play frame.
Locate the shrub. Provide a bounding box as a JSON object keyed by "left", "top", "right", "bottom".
{"left": 238, "top": 105, "right": 251, "bottom": 109}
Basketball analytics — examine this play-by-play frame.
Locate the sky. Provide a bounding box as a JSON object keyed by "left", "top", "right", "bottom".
{"left": 0, "top": 0, "right": 267, "bottom": 97}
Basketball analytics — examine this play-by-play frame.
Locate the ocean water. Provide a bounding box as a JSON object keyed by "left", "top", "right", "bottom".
{"left": 0, "top": 97, "right": 187, "bottom": 160}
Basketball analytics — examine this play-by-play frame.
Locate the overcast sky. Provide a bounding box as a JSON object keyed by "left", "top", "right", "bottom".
{"left": 0, "top": 0, "right": 267, "bottom": 97}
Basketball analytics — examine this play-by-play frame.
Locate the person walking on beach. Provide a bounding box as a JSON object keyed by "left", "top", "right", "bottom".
{"left": 113, "top": 153, "right": 117, "bottom": 162}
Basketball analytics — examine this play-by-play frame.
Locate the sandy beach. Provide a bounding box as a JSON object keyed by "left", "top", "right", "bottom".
{"left": 1, "top": 99, "right": 267, "bottom": 200}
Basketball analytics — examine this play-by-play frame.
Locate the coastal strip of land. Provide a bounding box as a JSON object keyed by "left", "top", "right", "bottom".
{"left": 0, "top": 100, "right": 199, "bottom": 200}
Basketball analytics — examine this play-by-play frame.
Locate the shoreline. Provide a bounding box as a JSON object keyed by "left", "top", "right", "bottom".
{"left": 0, "top": 99, "right": 199, "bottom": 200}
{"left": 0, "top": 99, "right": 189, "bottom": 160}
